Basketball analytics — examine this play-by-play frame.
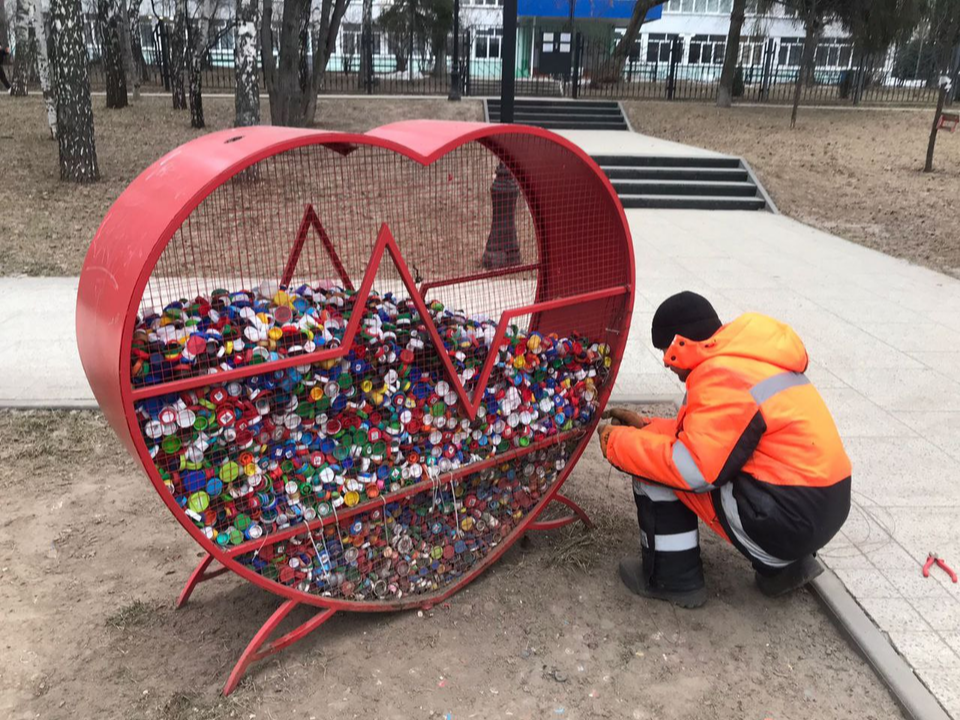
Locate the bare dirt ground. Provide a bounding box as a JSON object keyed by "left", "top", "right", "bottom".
{"left": 624, "top": 101, "right": 960, "bottom": 278}
{"left": 0, "top": 406, "right": 901, "bottom": 720}
{"left": 0, "top": 96, "right": 483, "bottom": 277}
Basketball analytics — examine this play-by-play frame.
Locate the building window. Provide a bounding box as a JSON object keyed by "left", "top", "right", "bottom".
{"left": 210, "top": 20, "right": 235, "bottom": 52}
{"left": 469, "top": 0, "right": 503, "bottom": 5}
{"left": 778, "top": 37, "right": 804, "bottom": 66}
{"left": 645, "top": 33, "right": 673, "bottom": 63}
{"left": 340, "top": 23, "right": 382, "bottom": 56}
{"left": 815, "top": 38, "right": 853, "bottom": 68}
{"left": 474, "top": 28, "right": 503, "bottom": 59}
{"left": 689, "top": 34, "right": 726, "bottom": 64}
{"left": 668, "top": 0, "right": 733, "bottom": 12}
{"left": 739, "top": 37, "right": 765, "bottom": 66}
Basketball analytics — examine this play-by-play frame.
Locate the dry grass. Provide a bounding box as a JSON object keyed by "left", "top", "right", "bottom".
{"left": 625, "top": 101, "right": 960, "bottom": 278}
{"left": 0, "top": 95, "right": 483, "bottom": 277}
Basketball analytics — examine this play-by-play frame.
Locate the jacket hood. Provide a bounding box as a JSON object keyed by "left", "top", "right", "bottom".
{"left": 663, "top": 313, "right": 809, "bottom": 373}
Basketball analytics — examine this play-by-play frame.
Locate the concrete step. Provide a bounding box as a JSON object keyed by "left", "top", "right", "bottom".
{"left": 488, "top": 108, "right": 625, "bottom": 119}
{"left": 498, "top": 120, "right": 629, "bottom": 130}
{"left": 611, "top": 180, "right": 758, "bottom": 197}
{"left": 619, "top": 194, "right": 768, "bottom": 211}
{"left": 488, "top": 100, "right": 620, "bottom": 110}
{"left": 489, "top": 113, "right": 626, "bottom": 124}
{"left": 592, "top": 155, "right": 741, "bottom": 169}
{"left": 600, "top": 166, "right": 749, "bottom": 182}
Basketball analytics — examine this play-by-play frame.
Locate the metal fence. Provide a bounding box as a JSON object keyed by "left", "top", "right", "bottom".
{"left": 84, "top": 18, "right": 946, "bottom": 106}
{"left": 574, "top": 34, "right": 944, "bottom": 106}
{"left": 85, "top": 19, "right": 506, "bottom": 97}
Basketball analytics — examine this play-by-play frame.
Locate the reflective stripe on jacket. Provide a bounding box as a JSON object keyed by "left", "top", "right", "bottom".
{"left": 606, "top": 313, "right": 851, "bottom": 561}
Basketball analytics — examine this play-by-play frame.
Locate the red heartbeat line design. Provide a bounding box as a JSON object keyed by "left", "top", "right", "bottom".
{"left": 132, "top": 208, "right": 629, "bottom": 420}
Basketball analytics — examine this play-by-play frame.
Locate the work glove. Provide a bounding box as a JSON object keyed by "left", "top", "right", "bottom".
{"left": 598, "top": 422, "right": 614, "bottom": 459}
{"left": 598, "top": 408, "right": 652, "bottom": 459}
{"left": 601, "top": 407, "right": 651, "bottom": 429}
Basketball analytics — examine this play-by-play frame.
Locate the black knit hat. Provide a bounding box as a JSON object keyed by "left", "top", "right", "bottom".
{"left": 651, "top": 291, "right": 722, "bottom": 350}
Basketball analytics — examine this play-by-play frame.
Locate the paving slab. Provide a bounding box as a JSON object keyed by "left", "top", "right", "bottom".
{"left": 623, "top": 208, "right": 960, "bottom": 719}
{"left": 554, "top": 128, "right": 728, "bottom": 158}
{"left": 2, "top": 142, "right": 959, "bottom": 716}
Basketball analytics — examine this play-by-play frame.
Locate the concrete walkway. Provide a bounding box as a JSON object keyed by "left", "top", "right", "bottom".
{"left": 3, "top": 134, "right": 959, "bottom": 716}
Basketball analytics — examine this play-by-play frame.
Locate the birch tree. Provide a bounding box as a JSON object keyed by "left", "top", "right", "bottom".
{"left": 170, "top": 0, "right": 186, "bottom": 108}
{"left": 98, "top": 0, "right": 128, "bottom": 107}
{"left": 187, "top": 0, "right": 214, "bottom": 127}
{"left": 52, "top": 0, "right": 100, "bottom": 181}
{"left": 235, "top": 0, "right": 260, "bottom": 126}
{"left": 10, "top": 0, "right": 29, "bottom": 95}
{"left": 27, "top": 0, "right": 56, "bottom": 136}
{"left": 260, "top": 0, "right": 350, "bottom": 127}
{"left": 593, "top": 1, "right": 658, "bottom": 84}
{"left": 717, "top": 0, "right": 746, "bottom": 107}
{"left": 1, "top": 0, "right": 10, "bottom": 46}
{"left": 118, "top": 0, "right": 139, "bottom": 99}
{"left": 129, "top": 1, "right": 150, "bottom": 82}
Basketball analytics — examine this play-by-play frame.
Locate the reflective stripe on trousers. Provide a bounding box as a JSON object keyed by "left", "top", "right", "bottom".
{"left": 634, "top": 479, "right": 699, "bottom": 553}
{"left": 719, "top": 484, "right": 791, "bottom": 569}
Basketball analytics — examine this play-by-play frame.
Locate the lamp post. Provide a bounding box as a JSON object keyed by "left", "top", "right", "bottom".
{"left": 481, "top": 0, "right": 521, "bottom": 270}
{"left": 448, "top": 0, "right": 461, "bottom": 100}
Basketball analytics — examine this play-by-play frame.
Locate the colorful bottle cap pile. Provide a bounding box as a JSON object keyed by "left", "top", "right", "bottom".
{"left": 236, "top": 442, "right": 576, "bottom": 600}
{"left": 133, "top": 281, "right": 610, "bottom": 599}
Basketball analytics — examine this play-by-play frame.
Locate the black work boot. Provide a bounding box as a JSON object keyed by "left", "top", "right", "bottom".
{"left": 755, "top": 554, "right": 824, "bottom": 598}
{"left": 625, "top": 482, "right": 708, "bottom": 608}
{"left": 619, "top": 556, "right": 708, "bottom": 608}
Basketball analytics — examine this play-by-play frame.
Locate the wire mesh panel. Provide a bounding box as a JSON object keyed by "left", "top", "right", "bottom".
{"left": 78, "top": 121, "right": 633, "bottom": 613}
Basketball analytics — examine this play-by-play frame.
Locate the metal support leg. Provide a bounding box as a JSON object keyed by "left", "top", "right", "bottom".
{"left": 528, "top": 493, "right": 594, "bottom": 532}
{"left": 177, "top": 553, "right": 230, "bottom": 608}
{"left": 223, "top": 601, "right": 337, "bottom": 696}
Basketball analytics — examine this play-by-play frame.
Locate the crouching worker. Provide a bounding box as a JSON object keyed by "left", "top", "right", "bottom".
{"left": 599, "top": 292, "right": 851, "bottom": 608}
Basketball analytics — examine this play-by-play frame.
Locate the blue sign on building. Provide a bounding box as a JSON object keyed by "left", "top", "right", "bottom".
{"left": 518, "top": 0, "right": 663, "bottom": 21}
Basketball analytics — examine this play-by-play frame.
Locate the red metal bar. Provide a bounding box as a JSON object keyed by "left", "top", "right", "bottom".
{"left": 130, "top": 224, "right": 629, "bottom": 411}
{"left": 528, "top": 494, "right": 593, "bottom": 532}
{"left": 281, "top": 204, "right": 354, "bottom": 291}
{"left": 417, "top": 262, "right": 539, "bottom": 299}
{"left": 225, "top": 427, "right": 586, "bottom": 559}
{"left": 176, "top": 553, "right": 230, "bottom": 608}
{"left": 222, "top": 601, "right": 337, "bottom": 695}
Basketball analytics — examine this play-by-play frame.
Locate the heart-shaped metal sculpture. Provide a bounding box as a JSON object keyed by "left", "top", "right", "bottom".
{"left": 76, "top": 121, "right": 634, "bottom": 693}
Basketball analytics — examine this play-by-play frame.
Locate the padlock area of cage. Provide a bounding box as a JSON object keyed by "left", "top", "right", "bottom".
{"left": 77, "top": 121, "right": 634, "bottom": 611}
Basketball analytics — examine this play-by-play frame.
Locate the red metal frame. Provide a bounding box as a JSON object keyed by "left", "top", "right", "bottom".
{"left": 281, "top": 204, "right": 355, "bottom": 290}
{"left": 182, "top": 486, "right": 594, "bottom": 694}
{"left": 222, "top": 601, "right": 337, "bottom": 696}
{"left": 76, "top": 120, "right": 635, "bottom": 695}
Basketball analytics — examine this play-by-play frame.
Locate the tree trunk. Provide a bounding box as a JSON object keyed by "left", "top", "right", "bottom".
{"left": 716, "top": 0, "right": 745, "bottom": 107}
{"left": 298, "top": 1, "right": 310, "bottom": 93}
{"left": 260, "top": 0, "right": 277, "bottom": 95}
{"left": 273, "top": 0, "right": 303, "bottom": 125}
{"left": 235, "top": 0, "right": 261, "bottom": 127}
{"left": 594, "top": 1, "right": 654, "bottom": 84}
{"left": 27, "top": 0, "right": 56, "bottom": 136}
{"left": 118, "top": 0, "right": 138, "bottom": 99}
{"left": 791, "top": 9, "right": 819, "bottom": 129}
{"left": 52, "top": 0, "right": 100, "bottom": 182}
{"left": 170, "top": 0, "right": 187, "bottom": 109}
{"left": 129, "top": 2, "right": 150, "bottom": 82}
{"left": 0, "top": 0, "right": 10, "bottom": 48}
{"left": 359, "top": 0, "right": 372, "bottom": 84}
{"left": 188, "top": 0, "right": 214, "bottom": 128}
{"left": 431, "top": 45, "right": 446, "bottom": 79}
{"left": 98, "top": 0, "right": 129, "bottom": 108}
{"left": 11, "top": 0, "right": 30, "bottom": 96}
{"left": 925, "top": 84, "right": 948, "bottom": 172}
{"left": 301, "top": 0, "right": 349, "bottom": 126}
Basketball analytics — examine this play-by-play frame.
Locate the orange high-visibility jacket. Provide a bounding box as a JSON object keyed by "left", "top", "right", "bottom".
{"left": 607, "top": 313, "right": 851, "bottom": 560}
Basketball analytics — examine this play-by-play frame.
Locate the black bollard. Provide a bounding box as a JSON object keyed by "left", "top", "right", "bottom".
{"left": 481, "top": 162, "right": 521, "bottom": 269}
